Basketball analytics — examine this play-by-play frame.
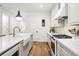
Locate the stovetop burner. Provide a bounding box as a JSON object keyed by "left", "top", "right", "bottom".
{"left": 53, "top": 35, "right": 72, "bottom": 39}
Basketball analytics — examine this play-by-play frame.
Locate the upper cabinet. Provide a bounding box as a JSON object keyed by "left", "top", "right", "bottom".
{"left": 0, "top": 6, "right": 12, "bottom": 35}
{"left": 51, "top": 3, "right": 68, "bottom": 27}
{"left": 0, "top": 7, "right": 10, "bottom": 35}
{"left": 2, "top": 13, "right": 10, "bottom": 35}
{"left": 68, "top": 4, "right": 79, "bottom": 25}
{"left": 0, "top": 7, "right": 2, "bottom": 34}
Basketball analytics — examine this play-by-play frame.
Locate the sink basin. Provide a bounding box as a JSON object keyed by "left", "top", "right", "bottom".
{"left": 9, "top": 33, "right": 32, "bottom": 46}
{"left": 53, "top": 34, "right": 72, "bottom": 39}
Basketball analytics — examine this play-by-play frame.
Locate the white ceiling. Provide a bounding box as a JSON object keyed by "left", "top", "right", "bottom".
{"left": 1, "top": 3, "right": 56, "bottom": 13}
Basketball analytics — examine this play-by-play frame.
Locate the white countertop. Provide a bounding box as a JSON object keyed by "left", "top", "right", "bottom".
{"left": 48, "top": 32, "right": 79, "bottom": 56}
{"left": 0, "top": 33, "right": 32, "bottom": 55}
{"left": 57, "top": 39, "right": 79, "bottom": 56}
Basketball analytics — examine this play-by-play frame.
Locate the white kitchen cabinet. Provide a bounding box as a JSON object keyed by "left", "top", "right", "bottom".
{"left": 19, "top": 41, "right": 24, "bottom": 56}
{"left": 22, "top": 34, "right": 33, "bottom": 56}
{"left": 0, "top": 7, "right": 2, "bottom": 34}
{"left": 2, "top": 13, "right": 10, "bottom": 35}
{"left": 68, "top": 3, "right": 79, "bottom": 24}
{"left": 1, "top": 34, "right": 33, "bottom": 56}
{"left": 0, "top": 7, "right": 10, "bottom": 35}
{"left": 2, "top": 42, "right": 21, "bottom": 56}
{"left": 56, "top": 43, "right": 68, "bottom": 56}
{"left": 56, "top": 41, "right": 76, "bottom": 56}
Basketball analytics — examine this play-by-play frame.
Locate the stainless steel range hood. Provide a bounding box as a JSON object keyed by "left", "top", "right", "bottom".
{"left": 56, "top": 3, "right": 68, "bottom": 20}
{"left": 56, "top": 16, "right": 68, "bottom": 20}
{"left": 61, "top": 16, "right": 68, "bottom": 19}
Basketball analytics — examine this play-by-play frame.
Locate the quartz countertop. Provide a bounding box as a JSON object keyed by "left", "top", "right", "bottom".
{"left": 57, "top": 39, "right": 79, "bottom": 56}
{"left": 48, "top": 32, "right": 79, "bottom": 56}
{"left": 0, "top": 33, "right": 32, "bottom": 55}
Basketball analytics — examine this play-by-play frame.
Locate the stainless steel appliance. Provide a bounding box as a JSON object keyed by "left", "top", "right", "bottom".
{"left": 50, "top": 37, "right": 56, "bottom": 55}
{"left": 50, "top": 34, "right": 72, "bottom": 56}
{"left": 53, "top": 35, "right": 72, "bottom": 39}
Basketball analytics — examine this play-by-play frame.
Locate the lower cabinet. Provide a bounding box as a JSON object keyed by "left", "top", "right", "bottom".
{"left": 22, "top": 40, "right": 32, "bottom": 56}
{"left": 22, "top": 35, "right": 33, "bottom": 56}
{"left": 56, "top": 41, "right": 76, "bottom": 56}
{"left": 1, "top": 34, "right": 33, "bottom": 56}
{"left": 2, "top": 42, "right": 22, "bottom": 56}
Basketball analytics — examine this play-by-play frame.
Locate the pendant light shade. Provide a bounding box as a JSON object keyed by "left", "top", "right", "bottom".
{"left": 16, "top": 10, "right": 22, "bottom": 21}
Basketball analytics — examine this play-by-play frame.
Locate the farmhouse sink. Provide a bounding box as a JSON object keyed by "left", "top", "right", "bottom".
{"left": 5, "top": 33, "right": 32, "bottom": 46}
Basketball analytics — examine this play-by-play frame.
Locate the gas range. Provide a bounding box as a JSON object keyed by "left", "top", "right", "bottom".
{"left": 53, "top": 34, "right": 72, "bottom": 39}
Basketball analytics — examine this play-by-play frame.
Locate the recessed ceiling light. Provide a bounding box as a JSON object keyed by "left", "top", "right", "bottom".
{"left": 40, "top": 4, "right": 44, "bottom": 8}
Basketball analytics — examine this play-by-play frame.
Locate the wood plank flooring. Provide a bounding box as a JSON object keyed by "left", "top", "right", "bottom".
{"left": 28, "top": 42, "right": 51, "bottom": 56}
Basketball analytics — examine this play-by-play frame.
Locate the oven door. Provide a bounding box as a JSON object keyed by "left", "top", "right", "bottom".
{"left": 50, "top": 37, "right": 56, "bottom": 56}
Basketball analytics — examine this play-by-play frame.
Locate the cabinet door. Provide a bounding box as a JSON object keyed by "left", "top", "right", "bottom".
{"left": 57, "top": 42, "right": 76, "bottom": 56}
{"left": 0, "top": 8, "right": 2, "bottom": 34}
{"left": 2, "top": 44, "right": 20, "bottom": 56}
{"left": 19, "top": 41, "right": 24, "bottom": 56}
{"left": 58, "top": 45, "right": 69, "bottom": 56}
{"left": 23, "top": 35, "right": 33, "bottom": 56}
{"left": 56, "top": 43, "right": 63, "bottom": 56}
{"left": 2, "top": 13, "right": 10, "bottom": 35}
{"left": 57, "top": 43, "right": 69, "bottom": 56}
{"left": 68, "top": 3, "right": 79, "bottom": 24}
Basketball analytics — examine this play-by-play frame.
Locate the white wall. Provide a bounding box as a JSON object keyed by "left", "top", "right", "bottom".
{"left": 9, "top": 16, "right": 21, "bottom": 34}
{"left": 9, "top": 11, "right": 51, "bottom": 42}
{"left": 0, "top": 6, "right": 51, "bottom": 42}
{"left": 50, "top": 4, "right": 58, "bottom": 27}
{"left": 2, "top": 7, "right": 24, "bottom": 34}
{"left": 23, "top": 12, "right": 51, "bottom": 42}
{"left": 2, "top": 7, "right": 21, "bottom": 35}
{"left": 0, "top": 6, "right": 22, "bottom": 35}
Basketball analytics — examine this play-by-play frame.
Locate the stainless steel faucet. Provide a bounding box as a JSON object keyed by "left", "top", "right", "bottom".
{"left": 13, "top": 26, "right": 21, "bottom": 37}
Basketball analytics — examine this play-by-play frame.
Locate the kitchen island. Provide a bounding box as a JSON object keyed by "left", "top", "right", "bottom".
{"left": 0, "top": 33, "right": 33, "bottom": 56}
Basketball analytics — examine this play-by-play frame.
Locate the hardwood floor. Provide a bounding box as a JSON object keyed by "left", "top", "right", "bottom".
{"left": 28, "top": 42, "right": 51, "bottom": 56}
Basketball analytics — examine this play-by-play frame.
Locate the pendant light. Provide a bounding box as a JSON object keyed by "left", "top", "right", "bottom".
{"left": 16, "top": 10, "right": 22, "bottom": 21}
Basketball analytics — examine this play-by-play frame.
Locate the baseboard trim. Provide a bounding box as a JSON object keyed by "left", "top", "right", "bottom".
{"left": 32, "top": 41, "right": 48, "bottom": 43}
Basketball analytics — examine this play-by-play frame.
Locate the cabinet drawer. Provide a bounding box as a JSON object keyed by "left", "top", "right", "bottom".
{"left": 58, "top": 45, "right": 70, "bottom": 56}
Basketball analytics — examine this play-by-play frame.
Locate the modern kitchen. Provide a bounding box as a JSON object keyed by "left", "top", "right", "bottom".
{"left": 0, "top": 3, "right": 79, "bottom": 56}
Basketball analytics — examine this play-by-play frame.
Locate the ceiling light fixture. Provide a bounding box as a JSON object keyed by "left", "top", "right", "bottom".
{"left": 16, "top": 10, "right": 22, "bottom": 21}
{"left": 40, "top": 4, "right": 44, "bottom": 8}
